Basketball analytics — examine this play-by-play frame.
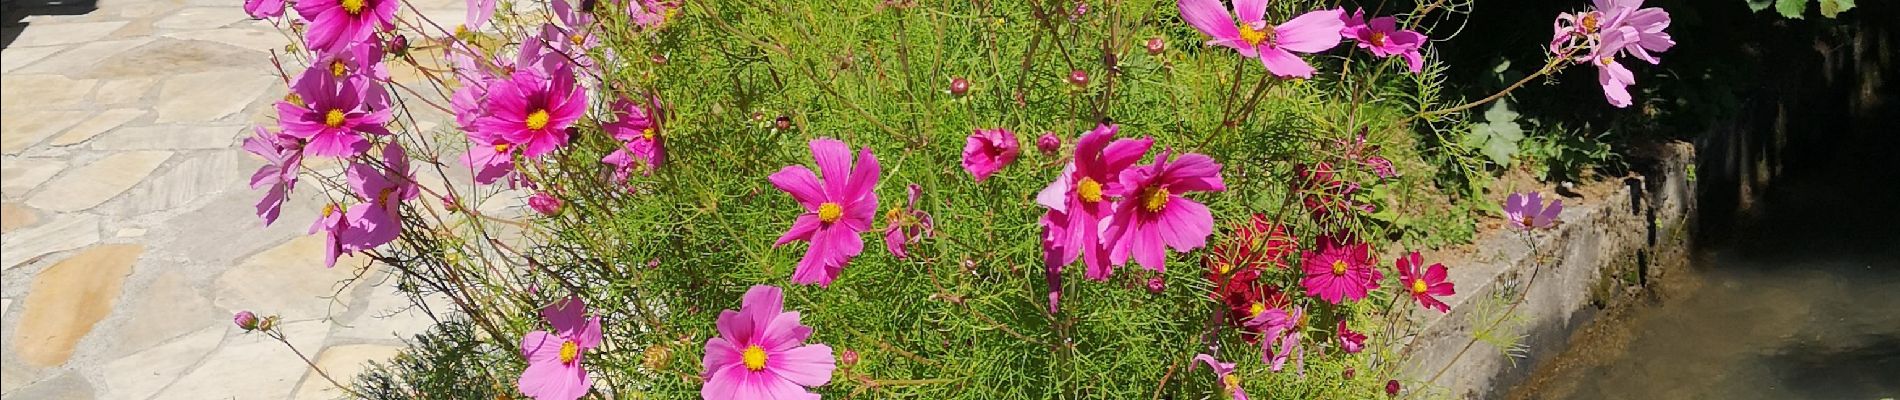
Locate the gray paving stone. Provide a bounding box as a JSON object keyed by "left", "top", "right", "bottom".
{"left": 94, "top": 77, "right": 160, "bottom": 105}
{"left": 0, "top": 74, "right": 96, "bottom": 111}
{"left": 90, "top": 125, "right": 241, "bottom": 150}
{"left": 153, "top": 71, "right": 276, "bottom": 123}
{"left": 1, "top": 110, "right": 92, "bottom": 154}
{"left": 153, "top": 320, "right": 328, "bottom": 400}
{"left": 152, "top": 7, "right": 250, "bottom": 31}
{"left": 0, "top": 46, "right": 66, "bottom": 73}
{"left": 119, "top": 148, "right": 252, "bottom": 214}
{"left": 51, "top": 108, "right": 148, "bottom": 147}
{"left": 0, "top": 213, "right": 101, "bottom": 270}
{"left": 3, "top": 371, "right": 95, "bottom": 400}
{"left": 7, "top": 21, "right": 128, "bottom": 47}
{"left": 163, "top": 28, "right": 293, "bottom": 52}
{"left": 98, "top": 325, "right": 223, "bottom": 400}
{"left": 108, "top": 271, "right": 222, "bottom": 355}
{"left": 24, "top": 150, "right": 173, "bottom": 212}
{"left": 12, "top": 38, "right": 154, "bottom": 75}
{"left": 290, "top": 344, "right": 403, "bottom": 399}
{"left": 214, "top": 235, "right": 365, "bottom": 318}
{"left": 1, "top": 157, "right": 68, "bottom": 198}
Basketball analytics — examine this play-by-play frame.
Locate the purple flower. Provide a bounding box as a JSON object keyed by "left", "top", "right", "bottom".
{"left": 1067, "top": 69, "right": 1090, "bottom": 87}
{"left": 293, "top": 0, "right": 397, "bottom": 53}
{"left": 1179, "top": 0, "right": 1345, "bottom": 78}
{"left": 309, "top": 202, "right": 356, "bottom": 268}
{"left": 1037, "top": 124, "right": 1153, "bottom": 280}
{"left": 1337, "top": 319, "right": 1366, "bottom": 353}
{"left": 341, "top": 143, "right": 416, "bottom": 251}
{"left": 276, "top": 67, "right": 391, "bottom": 157}
{"left": 233, "top": 311, "right": 260, "bottom": 331}
{"left": 770, "top": 139, "right": 881, "bottom": 287}
{"left": 701, "top": 286, "right": 835, "bottom": 400}
{"left": 517, "top": 296, "right": 603, "bottom": 400}
{"left": 881, "top": 184, "right": 934, "bottom": 259}
{"left": 529, "top": 191, "right": 562, "bottom": 216}
{"left": 476, "top": 65, "right": 587, "bottom": 158}
{"left": 1103, "top": 149, "right": 1227, "bottom": 273}
{"left": 602, "top": 95, "right": 665, "bottom": 181}
{"left": 1262, "top": 305, "right": 1306, "bottom": 374}
{"left": 1192, "top": 354, "right": 1250, "bottom": 400}
{"left": 465, "top": 0, "right": 496, "bottom": 31}
{"left": 629, "top": 0, "right": 677, "bottom": 30}
{"left": 1341, "top": 9, "right": 1429, "bottom": 73}
{"left": 244, "top": 126, "right": 303, "bottom": 226}
{"left": 962, "top": 128, "right": 1020, "bottom": 182}
{"left": 462, "top": 133, "right": 518, "bottom": 186}
{"left": 1036, "top": 132, "right": 1062, "bottom": 156}
{"left": 1504, "top": 192, "right": 1563, "bottom": 230}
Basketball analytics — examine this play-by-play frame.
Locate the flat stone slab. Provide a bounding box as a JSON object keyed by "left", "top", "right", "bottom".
{"left": 25, "top": 150, "right": 173, "bottom": 212}
{"left": 151, "top": 7, "right": 249, "bottom": 31}
{"left": 215, "top": 235, "right": 365, "bottom": 318}
{"left": 153, "top": 321, "right": 329, "bottom": 400}
{"left": 51, "top": 108, "right": 148, "bottom": 147}
{"left": 108, "top": 271, "right": 222, "bottom": 355}
{"left": 290, "top": 344, "right": 403, "bottom": 399}
{"left": 0, "top": 202, "right": 41, "bottom": 233}
{"left": 1, "top": 213, "right": 101, "bottom": 270}
{"left": 94, "top": 77, "right": 160, "bottom": 105}
{"left": 162, "top": 28, "right": 292, "bottom": 53}
{"left": 11, "top": 38, "right": 154, "bottom": 76}
{"left": 90, "top": 125, "right": 241, "bottom": 150}
{"left": 0, "top": 75, "right": 96, "bottom": 111}
{"left": 119, "top": 149, "right": 253, "bottom": 215}
{"left": 9, "top": 244, "right": 143, "bottom": 367}
{"left": 2, "top": 110, "right": 92, "bottom": 154}
{"left": 98, "top": 326, "right": 224, "bottom": 400}
{"left": 153, "top": 71, "right": 276, "bottom": 123}
{"left": 0, "top": 46, "right": 66, "bottom": 73}
{"left": 1, "top": 157, "right": 67, "bottom": 198}
{"left": 7, "top": 21, "right": 129, "bottom": 47}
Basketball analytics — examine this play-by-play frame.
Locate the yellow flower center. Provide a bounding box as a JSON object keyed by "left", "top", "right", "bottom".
{"left": 1411, "top": 278, "right": 1428, "bottom": 294}
{"left": 1248, "top": 302, "right": 1265, "bottom": 317}
{"left": 1237, "top": 23, "right": 1272, "bottom": 47}
{"left": 1598, "top": 57, "right": 1617, "bottom": 67}
{"left": 641, "top": 127, "right": 656, "bottom": 141}
{"left": 1330, "top": 260, "right": 1348, "bottom": 276}
{"left": 454, "top": 24, "right": 468, "bottom": 36}
{"left": 524, "top": 109, "right": 551, "bottom": 131}
{"left": 1221, "top": 374, "right": 1243, "bottom": 396}
{"left": 330, "top": 59, "right": 348, "bottom": 77}
{"left": 322, "top": 203, "right": 338, "bottom": 217}
{"left": 741, "top": 345, "right": 768, "bottom": 371}
{"left": 493, "top": 143, "right": 511, "bottom": 153}
{"left": 569, "top": 32, "right": 585, "bottom": 46}
{"left": 558, "top": 340, "right": 579, "bottom": 364}
{"left": 1581, "top": 13, "right": 1600, "bottom": 33}
{"left": 341, "top": 0, "right": 365, "bottom": 15}
{"left": 817, "top": 202, "right": 844, "bottom": 223}
{"left": 1139, "top": 186, "right": 1170, "bottom": 212}
{"left": 1369, "top": 31, "right": 1387, "bottom": 47}
{"left": 324, "top": 109, "right": 347, "bottom": 128}
{"left": 1076, "top": 177, "right": 1104, "bottom": 203}
{"left": 1216, "top": 262, "right": 1233, "bottom": 275}
{"left": 885, "top": 207, "right": 905, "bottom": 226}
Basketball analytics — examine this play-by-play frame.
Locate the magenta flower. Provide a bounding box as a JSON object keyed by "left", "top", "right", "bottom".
{"left": 476, "top": 66, "right": 587, "bottom": 158}
{"left": 702, "top": 285, "right": 836, "bottom": 400}
{"left": 1191, "top": 354, "right": 1251, "bottom": 400}
{"left": 1178, "top": 0, "right": 1345, "bottom": 78}
{"left": 1036, "top": 124, "right": 1153, "bottom": 280}
{"left": 1299, "top": 234, "right": 1381, "bottom": 304}
{"left": 517, "top": 296, "right": 603, "bottom": 400}
{"left": 602, "top": 96, "right": 664, "bottom": 181}
{"left": 1503, "top": 192, "right": 1563, "bottom": 230}
{"left": 1341, "top": 9, "right": 1429, "bottom": 73}
{"left": 770, "top": 139, "right": 881, "bottom": 287}
{"left": 1036, "top": 132, "right": 1062, "bottom": 155}
{"left": 293, "top": 0, "right": 397, "bottom": 53}
{"left": 882, "top": 184, "right": 934, "bottom": 259}
{"left": 233, "top": 311, "right": 260, "bottom": 331}
{"left": 341, "top": 143, "right": 416, "bottom": 251}
{"left": 461, "top": 132, "right": 518, "bottom": 186}
{"left": 1336, "top": 319, "right": 1366, "bottom": 353}
{"left": 1103, "top": 149, "right": 1227, "bottom": 273}
{"left": 465, "top": 0, "right": 496, "bottom": 30}
{"left": 1396, "top": 251, "right": 1456, "bottom": 313}
{"left": 962, "top": 128, "right": 1020, "bottom": 182}
{"left": 308, "top": 202, "right": 356, "bottom": 268}
{"left": 244, "top": 126, "right": 303, "bottom": 227}
{"left": 629, "top": 0, "right": 678, "bottom": 29}
{"left": 529, "top": 191, "right": 562, "bottom": 216}
{"left": 244, "top": 0, "right": 285, "bottom": 18}
{"left": 1256, "top": 305, "right": 1305, "bottom": 373}
{"left": 277, "top": 67, "right": 391, "bottom": 157}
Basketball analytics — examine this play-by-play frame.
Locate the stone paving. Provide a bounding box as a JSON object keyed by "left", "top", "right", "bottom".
{"left": 0, "top": 0, "right": 476, "bottom": 397}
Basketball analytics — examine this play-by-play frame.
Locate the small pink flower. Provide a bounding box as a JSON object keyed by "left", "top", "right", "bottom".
{"left": 1178, "top": 0, "right": 1345, "bottom": 78}
{"left": 244, "top": 126, "right": 303, "bottom": 226}
{"left": 1255, "top": 305, "right": 1306, "bottom": 374}
{"left": 340, "top": 143, "right": 416, "bottom": 251}
{"left": 1387, "top": 380, "right": 1402, "bottom": 396}
{"left": 462, "top": 133, "right": 518, "bottom": 186}
{"left": 1300, "top": 234, "right": 1381, "bottom": 304}
{"left": 1038, "top": 124, "right": 1153, "bottom": 280}
{"left": 293, "top": 0, "right": 397, "bottom": 53}
{"left": 465, "top": 0, "right": 496, "bottom": 30}
{"left": 962, "top": 128, "right": 1020, "bottom": 182}
{"left": 629, "top": 0, "right": 677, "bottom": 30}
{"left": 881, "top": 184, "right": 934, "bottom": 259}
{"left": 233, "top": 311, "right": 260, "bottom": 331}
{"left": 1336, "top": 319, "right": 1366, "bottom": 353}
{"left": 602, "top": 95, "right": 665, "bottom": 181}
{"left": 476, "top": 65, "right": 587, "bottom": 158}
{"left": 1036, "top": 132, "right": 1062, "bottom": 156}
{"left": 1503, "top": 192, "right": 1563, "bottom": 230}
{"left": 529, "top": 192, "right": 562, "bottom": 216}
{"left": 276, "top": 67, "right": 391, "bottom": 158}
{"left": 1103, "top": 149, "right": 1227, "bottom": 273}
{"left": 1191, "top": 354, "right": 1251, "bottom": 400}
{"left": 517, "top": 296, "right": 603, "bottom": 400}
{"left": 770, "top": 139, "right": 881, "bottom": 287}
{"left": 701, "top": 286, "right": 835, "bottom": 400}
{"left": 1397, "top": 251, "right": 1456, "bottom": 313}
{"left": 244, "top": 0, "right": 285, "bottom": 18}
{"left": 1340, "top": 9, "right": 1429, "bottom": 73}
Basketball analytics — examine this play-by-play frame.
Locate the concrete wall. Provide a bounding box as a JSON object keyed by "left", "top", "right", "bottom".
{"left": 1401, "top": 142, "right": 1697, "bottom": 399}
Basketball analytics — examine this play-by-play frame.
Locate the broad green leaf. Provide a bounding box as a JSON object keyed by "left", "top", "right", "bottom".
{"left": 1482, "top": 136, "right": 1518, "bottom": 166}
{"left": 1819, "top": 0, "right": 1854, "bottom": 17}
{"left": 1482, "top": 100, "right": 1519, "bottom": 124}
{"left": 1774, "top": 0, "right": 1807, "bottom": 19}
{"left": 1745, "top": 0, "right": 1774, "bottom": 11}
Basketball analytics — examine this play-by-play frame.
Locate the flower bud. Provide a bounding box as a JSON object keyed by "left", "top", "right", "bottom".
{"left": 1146, "top": 37, "right": 1166, "bottom": 55}
{"left": 775, "top": 115, "right": 792, "bottom": 130}
{"left": 1146, "top": 276, "right": 1165, "bottom": 293}
{"left": 528, "top": 192, "right": 562, "bottom": 216}
{"left": 1036, "top": 132, "right": 1061, "bottom": 155}
{"left": 388, "top": 34, "right": 410, "bottom": 57}
{"left": 1386, "top": 380, "right": 1401, "bottom": 396}
{"left": 233, "top": 311, "right": 259, "bottom": 331}
{"left": 1067, "top": 70, "right": 1089, "bottom": 88}
{"left": 949, "top": 77, "right": 970, "bottom": 97}
{"left": 839, "top": 349, "right": 859, "bottom": 367}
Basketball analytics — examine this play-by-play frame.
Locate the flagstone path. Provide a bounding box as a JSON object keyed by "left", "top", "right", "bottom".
{"left": 1, "top": 0, "right": 474, "bottom": 397}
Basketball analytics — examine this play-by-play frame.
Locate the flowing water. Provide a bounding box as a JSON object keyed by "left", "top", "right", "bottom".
{"left": 1520, "top": 159, "right": 1900, "bottom": 399}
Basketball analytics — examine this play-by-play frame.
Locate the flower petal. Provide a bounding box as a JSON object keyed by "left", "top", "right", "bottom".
{"left": 1178, "top": 0, "right": 1241, "bottom": 42}
{"left": 1274, "top": 8, "right": 1347, "bottom": 53}
{"left": 808, "top": 138, "right": 852, "bottom": 196}
{"left": 767, "top": 344, "right": 836, "bottom": 387}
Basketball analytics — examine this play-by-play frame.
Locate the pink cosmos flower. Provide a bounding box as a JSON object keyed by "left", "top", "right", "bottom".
{"left": 602, "top": 95, "right": 664, "bottom": 181}
{"left": 309, "top": 202, "right": 356, "bottom": 268}
{"left": 1191, "top": 354, "right": 1251, "bottom": 400}
{"left": 277, "top": 67, "right": 391, "bottom": 157}
{"left": 1396, "top": 251, "right": 1456, "bottom": 313}
{"left": 517, "top": 296, "right": 603, "bottom": 400}
{"left": 1336, "top": 319, "right": 1366, "bottom": 353}
{"left": 702, "top": 285, "right": 836, "bottom": 400}
{"left": 342, "top": 143, "right": 416, "bottom": 251}
{"left": 244, "top": 126, "right": 303, "bottom": 226}
{"left": 1503, "top": 192, "right": 1563, "bottom": 230}
{"left": 630, "top": 0, "right": 678, "bottom": 29}
{"left": 462, "top": 131, "right": 518, "bottom": 186}
{"left": 529, "top": 191, "right": 562, "bottom": 216}
{"left": 466, "top": 0, "right": 497, "bottom": 31}
{"left": 962, "top": 128, "right": 1020, "bottom": 182}
{"left": 1299, "top": 234, "right": 1381, "bottom": 304}
{"left": 1178, "top": 0, "right": 1345, "bottom": 78}
{"left": 1340, "top": 9, "right": 1428, "bottom": 73}
{"left": 477, "top": 65, "right": 587, "bottom": 158}
{"left": 1037, "top": 124, "right": 1154, "bottom": 280}
{"left": 770, "top": 139, "right": 881, "bottom": 287}
{"left": 882, "top": 184, "right": 934, "bottom": 259}
{"left": 244, "top": 0, "right": 285, "bottom": 18}
{"left": 1591, "top": 35, "right": 1638, "bottom": 108}
{"left": 293, "top": 0, "right": 397, "bottom": 53}
{"left": 1251, "top": 305, "right": 1305, "bottom": 373}
{"left": 1103, "top": 149, "right": 1227, "bottom": 273}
